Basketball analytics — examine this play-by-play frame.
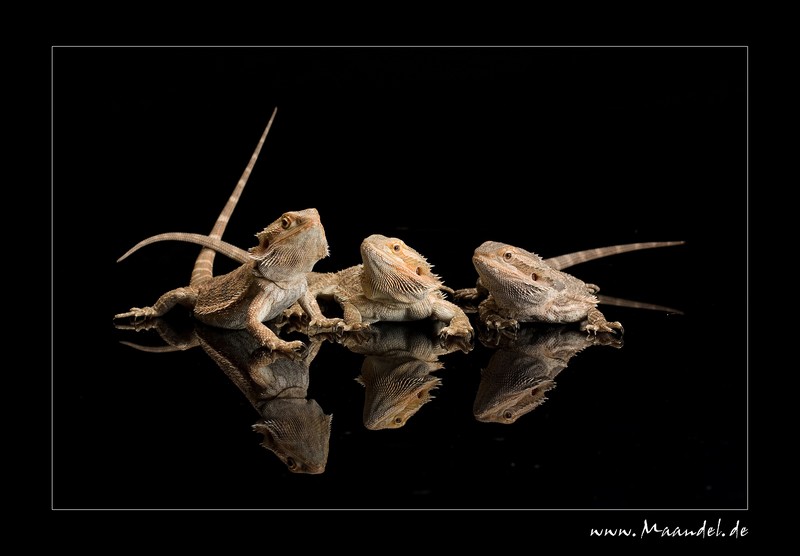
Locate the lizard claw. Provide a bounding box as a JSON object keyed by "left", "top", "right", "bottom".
{"left": 439, "top": 332, "right": 474, "bottom": 354}
{"left": 583, "top": 320, "right": 623, "bottom": 336}
{"left": 343, "top": 322, "right": 371, "bottom": 333}
{"left": 438, "top": 325, "right": 475, "bottom": 351}
{"left": 113, "top": 319, "right": 158, "bottom": 332}
{"left": 343, "top": 324, "right": 376, "bottom": 343}
{"left": 591, "top": 332, "right": 624, "bottom": 348}
{"left": 114, "top": 306, "right": 157, "bottom": 323}
{"left": 452, "top": 288, "right": 482, "bottom": 303}
{"left": 484, "top": 315, "right": 519, "bottom": 332}
{"left": 308, "top": 317, "right": 346, "bottom": 336}
{"left": 438, "top": 324, "right": 474, "bottom": 340}
{"left": 266, "top": 338, "right": 308, "bottom": 358}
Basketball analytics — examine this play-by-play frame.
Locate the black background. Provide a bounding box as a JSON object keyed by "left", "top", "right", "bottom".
{"left": 53, "top": 46, "right": 746, "bottom": 524}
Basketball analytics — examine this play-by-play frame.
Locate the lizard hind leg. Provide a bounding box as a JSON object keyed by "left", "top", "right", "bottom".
{"left": 582, "top": 307, "right": 624, "bottom": 335}
{"left": 114, "top": 287, "right": 198, "bottom": 323}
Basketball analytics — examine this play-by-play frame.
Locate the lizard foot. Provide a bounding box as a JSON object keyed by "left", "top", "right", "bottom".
{"left": 341, "top": 323, "right": 376, "bottom": 344}
{"left": 439, "top": 333, "right": 474, "bottom": 354}
{"left": 584, "top": 308, "right": 623, "bottom": 336}
{"left": 477, "top": 324, "right": 519, "bottom": 346}
{"left": 582, "top": 319, "right": 624, "bottom": 336}
{"left": 438, "top": 323, "right": 473, "bottom": 339}
{"left": 590, "top": 332, "right": 624, "bottom": 349}
{"left": 438, "top": 324, "right": 474, "bottom": 351}
{"left": 114, "top": 306, "right": 158, "bottom": 323}
{"left": 265, "top": 338, "right": 308, "bottom": 358}
{"left": 337, "top": 326, "right": 377, "bottom": 347}
{"left": 343, "top": 322, "right": 371, "bottom": 333}
{"left": 307, "top": 317, "right": 346, "bottom": 336}
{"left": 483, "top": 314, "right": 519, "bottom": 332}
{"left": 113, "top": 320, "right": 159, "bottom": 332}
{"left": 452, "top": 288, "right": 483, "bottom": 304}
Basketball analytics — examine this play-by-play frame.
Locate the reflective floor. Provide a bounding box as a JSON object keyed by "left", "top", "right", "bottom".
{"left": 56, "top": 242, "right": 745, "bottom": 510}
{"left": 53, "top": 46, "right": 747, "bottom": 512}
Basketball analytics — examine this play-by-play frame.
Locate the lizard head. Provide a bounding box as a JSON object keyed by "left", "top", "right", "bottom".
{"left": 249, "top": 208, "right": 330, "bottom": 280}
{"left": 474, "top": 325, "right": 616, "bottom": 424}
{"left": 473, "top": 332, "right": 559, "bottom": 424}
{"left": 252, "top": 399, "right": 332, "bottom": 474}
{"left": 472, "top": 241, "right": 561, "bottom": 309}
{"left": 356, "top": 358, "right": 443, "bottom": 430}
{"left": 359, "top": 234, "right": 445, "bottom": 303}
{"left": 473, "top": 376, "right": 556, "bottom": 424}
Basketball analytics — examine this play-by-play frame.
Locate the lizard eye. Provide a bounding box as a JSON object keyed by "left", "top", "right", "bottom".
{"left": 286, "top": 457, "right": 297, "bottom": 469}
{"left": 504, "top": 251, "right": 513, "bottom": 260}
{"left": 503, "top": 411, "right": 513, "bottom": 420}
{"left": 281, "top": 217, "right": 291, "bottom": 229}
{"left": 394, "top": 417, "right": 403, "bottom": 425}
{"left": 392, "top": 243, "right": 401, "bottom": 252}
{"left": 531, "top": 273, "right": 538, "bottom": 281}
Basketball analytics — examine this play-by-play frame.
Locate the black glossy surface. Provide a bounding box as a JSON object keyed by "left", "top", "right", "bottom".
{"left": 54, "top": 47, "right": 746, "bottom": 513}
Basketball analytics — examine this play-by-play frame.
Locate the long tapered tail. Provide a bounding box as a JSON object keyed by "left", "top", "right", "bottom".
{"left": 596, "top": 294, "right": 684, "bottom": 315}
{"left": 117, "top": 233, "right": 251, "bottom": 264}
{"left": 189, "top": 107, "right": 278, "bottom": 286}
{"left": 544, "top": 241, "right": 685, "bottom": 271}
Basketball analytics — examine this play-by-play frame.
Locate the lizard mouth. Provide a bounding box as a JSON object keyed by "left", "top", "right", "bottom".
{"left": 474, "top": 255, "right": 545, "bottom": 290}
{"left": 474, "top": 380, "right": 555, "bottom": 423}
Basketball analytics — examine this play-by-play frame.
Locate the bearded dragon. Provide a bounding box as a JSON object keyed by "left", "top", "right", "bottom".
{"left": 284, "top": 234, "right": 474, "bottom": 343}
{"left": 113, "top": 109, "right": 341, "bottom": 353}
{"left": 473, "top": 325, "right": 622, "bottom": 424}
{"left": 118, "top": 318, "right": 332, "bottom": 474}
{"left": 453, "top": 241, "right": 684, "bottom": 333}
{"left": 339, "top": 321, "right": 467, "bottom": 430}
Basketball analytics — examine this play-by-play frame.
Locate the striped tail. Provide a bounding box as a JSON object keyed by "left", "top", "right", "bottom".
{"left": 190, "top": 107, "right": 278, "bottom": 287}
{"left": 117, "top": 233, "right": 251, "bottom": 264}
{"left": 596, "top": 294, "right": 684, "bottom": 315}
{"left": 544, "top": 241, "right": 685, "bottom": 271}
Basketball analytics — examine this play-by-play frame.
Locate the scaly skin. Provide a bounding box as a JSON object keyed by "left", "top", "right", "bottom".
{"left": 456, "top": 240, "right": 683, "bottom": 333}
{"left": 114, "top": 111, "right": 342, "bottom": 354}
{"left": 115, "top": 208, "right": 341, "bottom": 353}
{"left": 287, "top": 234, "right": 474, "bottom": 343}
{"left": 197, "top": 327, "right": 332, "bottom": 475}
{"left": 341, "top": 322, "right": 467, "bottom": 430}
{"left": 474, "top": 325, "right": 622, "bottom": 424}
{"left": 118, "top": 318, "right": 333, "bottom": 474}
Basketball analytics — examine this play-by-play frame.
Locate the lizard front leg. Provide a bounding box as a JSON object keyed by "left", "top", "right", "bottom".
{"left": 478, "top": 297, "right": 519, "bottom": 332}
{"left": 431, "top": 299, "right": 474, "bottom": 342}
{"left": 246, "top": 293, "right": 307, "bottom": 355}
{"left": 335, "top": 293, "right": 371, "bottom": 332}
{"left": 582, "top": 307, "right": 623, "bottom": 335}
{"left": 297, "top": 290, "right": 345, "bottom": 334}
{"left": 115, "top": 317, "right": 200, "bottom": 351}
{"left": 114, "top": 286, "right": 198, "bottom": 322}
